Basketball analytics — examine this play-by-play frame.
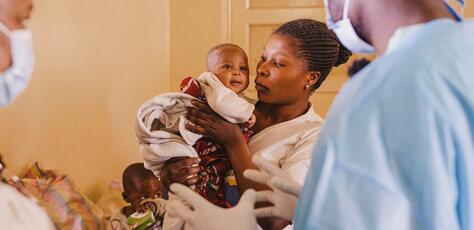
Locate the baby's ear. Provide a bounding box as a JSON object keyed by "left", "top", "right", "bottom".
{"left": 122, "top": 192, "right": 130, "bottom": 203}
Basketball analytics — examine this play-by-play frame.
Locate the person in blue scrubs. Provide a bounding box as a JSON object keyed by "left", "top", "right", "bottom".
{"left": 295, "top": 0, "right": 474, "bottom": 229}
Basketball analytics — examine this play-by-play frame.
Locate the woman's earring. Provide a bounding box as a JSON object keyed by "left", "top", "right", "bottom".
{"left": 304, "top": 84, "right": 309, "bottom": 90}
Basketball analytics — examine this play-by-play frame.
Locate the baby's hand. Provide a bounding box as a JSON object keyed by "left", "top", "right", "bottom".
{"left": 245, "top": 113, "right": 256, "bottom": 129}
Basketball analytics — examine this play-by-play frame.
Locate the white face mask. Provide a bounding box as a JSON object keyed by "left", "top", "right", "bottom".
{"left": 0, "top": 23, "right": 36, "bottom": 107}
{"left": 323, "top": 0, "right": 375, "bottom": 54}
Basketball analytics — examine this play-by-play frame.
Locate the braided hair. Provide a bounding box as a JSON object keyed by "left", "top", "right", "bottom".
{"left": 274, "top": 19, "right": 352, "bottom": 90}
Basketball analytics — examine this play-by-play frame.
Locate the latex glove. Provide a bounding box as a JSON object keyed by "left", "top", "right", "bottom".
{"left": 243, "top": 156, "right": 302, "bottom": 221}
{"left": 167, "top": 183, "right": 258, "bottom": 230}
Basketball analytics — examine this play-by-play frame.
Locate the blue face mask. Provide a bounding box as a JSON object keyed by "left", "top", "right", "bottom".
{"left": 0, "top": 23, "right": 36, "bottom": 107}
{"left": 323, "top": 0, "right": 375, "bottom": 54}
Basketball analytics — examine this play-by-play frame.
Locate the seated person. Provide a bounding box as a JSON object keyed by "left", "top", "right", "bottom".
{"left": 108, "top": 163, "right": 166, "bottom": 230}
{"left": 160, "top": 19, "right": 351, "bottom": 229}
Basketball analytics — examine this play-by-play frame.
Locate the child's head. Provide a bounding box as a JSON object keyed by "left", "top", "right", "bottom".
{"left": 122, "top": 163, "right": 162, "bottom": 212}
{"left": 206, "top": 43, "right": 250, "bottom": 94}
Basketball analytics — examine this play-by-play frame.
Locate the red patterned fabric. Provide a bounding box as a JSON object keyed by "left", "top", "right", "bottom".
{"left": 180, "top": 77, "right": 252, "bottom": 207}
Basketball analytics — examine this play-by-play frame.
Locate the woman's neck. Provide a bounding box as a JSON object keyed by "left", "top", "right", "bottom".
{"left": 255, "top": 99, "right": 310, "bottom": 129}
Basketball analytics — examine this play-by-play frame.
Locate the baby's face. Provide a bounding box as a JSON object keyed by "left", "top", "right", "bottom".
{"left": 207, "top": 47, "right": 250, "bottom": 94}
{"left": 124, "top": 177, "right": 162, "bottom": 212}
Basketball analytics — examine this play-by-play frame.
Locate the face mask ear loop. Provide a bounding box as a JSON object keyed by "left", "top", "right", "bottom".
{"left": 343, "top": 0, "right": 350, "bottom": 19}
{"left": 323, "top": 0, "right": 333, "bottom": 23}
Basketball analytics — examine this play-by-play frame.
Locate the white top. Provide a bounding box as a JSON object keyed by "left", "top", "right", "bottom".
{"left": 137, "top": 72, "right": 255, "bottom": 176}
{"left": 252, "top": 104, "right": 324, "bottom": 230}
{"left": 250, "top": 104, "right": 324, "bottom": 185}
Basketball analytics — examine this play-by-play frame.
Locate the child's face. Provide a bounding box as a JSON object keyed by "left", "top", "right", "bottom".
{"left": 123, "top": 176, "right": 162, "bottom": 212}
{"left": 207, "top": 47, "right": 250, "bottom": 94}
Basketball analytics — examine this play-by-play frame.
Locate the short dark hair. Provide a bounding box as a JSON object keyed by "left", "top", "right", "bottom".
{"left": 206, "top": 43, "right": 247, "bottom": 70}
{"left": 274, "top": 19, "right": 352, "bottom": 90}
{"left": 122, "top": 163, "right": 157, "bottom": 194}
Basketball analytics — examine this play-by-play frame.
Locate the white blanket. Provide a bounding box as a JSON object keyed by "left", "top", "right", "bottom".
{"left": 136, "top": 72, "right": 255, "bottom": 176}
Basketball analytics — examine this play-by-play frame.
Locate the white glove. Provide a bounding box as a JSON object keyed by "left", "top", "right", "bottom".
{"left": 243, "top": 156, "right": 302, "bottom": 221}
{"left": 139, "top": 197, "right": 167, "bottom": 217}
{"left": 167, "top": 183, "right": 258, "bottom": 230}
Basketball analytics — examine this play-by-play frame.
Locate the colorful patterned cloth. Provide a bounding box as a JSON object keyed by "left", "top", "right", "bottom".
{"left": 180, "top": 77, "right": 252, "bottom": 207}
{"left": 22, "top": 162, "right": 104, "bottom": 229}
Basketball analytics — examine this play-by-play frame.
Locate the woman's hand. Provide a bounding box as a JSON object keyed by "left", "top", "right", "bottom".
{"left": 186, "top": 100, "right": 244, "bottom": 146}
{"left": 160, "top": 157, "right": 201, "bottom": 189}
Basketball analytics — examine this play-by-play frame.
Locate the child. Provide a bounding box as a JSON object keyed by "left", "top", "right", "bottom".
{"left": 136, "top": 43, "right": 254, "bottom": 207}
{"left": 108, "top": 163, "right": 166, "bottom": 230}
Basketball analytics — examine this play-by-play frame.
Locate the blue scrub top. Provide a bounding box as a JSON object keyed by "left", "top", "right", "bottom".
{"left": 295, "top": 19, "right": 474, "bottom": 230}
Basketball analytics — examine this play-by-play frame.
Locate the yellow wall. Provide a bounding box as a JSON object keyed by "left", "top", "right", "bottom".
{"left": 0, "top": 0, "right": 473, "bottom": 202}
{"left": 0, "top": 0, "right": 170, "bottom": 201}
{"left": 467, "top": 1, "right": 474, "bottom": 18}
{"left": 169, "top": 0, "right": 223, "bottom": 90}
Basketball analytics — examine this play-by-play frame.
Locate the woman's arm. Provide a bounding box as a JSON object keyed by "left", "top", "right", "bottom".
{"left": 186, "top": 100, "right": 291, "bottom": 230}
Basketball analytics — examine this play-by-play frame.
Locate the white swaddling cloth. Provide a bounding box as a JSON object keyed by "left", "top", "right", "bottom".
{"left": 197, "top": 72, "right": 254, "bottom": 123}
{"left": 136, "top": 72, "right": 255, "bottom": 176}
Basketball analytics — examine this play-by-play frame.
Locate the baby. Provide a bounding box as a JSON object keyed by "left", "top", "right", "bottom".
{"left": 108, "top": 163, "right": 166, "bottom": 230}
{"left": 136, "top": 43, "right": 255, "bottom": 210}
{"left": 205, "top": 43, "right": 250, "bottom": 96}
{"left": 178, "top": 43, "right": 254, "bottom": 207}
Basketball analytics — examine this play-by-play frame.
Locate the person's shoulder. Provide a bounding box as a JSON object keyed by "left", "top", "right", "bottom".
{"left": 392, "top": 19, "right": 474, "bottom": 75}
{"left": 0, "top": 32, "right": 12, "bottom": 72}
{"left": 288, "top": 107, "right": 324, "bottom": 143}
{"left": 296, "top": 106, "right": 324, "bottom": 133}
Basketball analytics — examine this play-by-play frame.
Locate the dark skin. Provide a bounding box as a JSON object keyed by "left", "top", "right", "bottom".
{"left": 122, "top": 176, "right": 162, "bottom": 216}
{"left": 161, "top": 34, "right": 320, "bottom": 230}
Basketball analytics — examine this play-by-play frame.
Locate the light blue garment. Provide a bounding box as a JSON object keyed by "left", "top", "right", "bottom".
{"left": 295, "top": 19, "right": 474, "bottom": 230}
{"left": 0, "top": 24, "right": 35, "bottom": 107}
